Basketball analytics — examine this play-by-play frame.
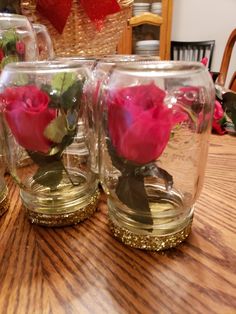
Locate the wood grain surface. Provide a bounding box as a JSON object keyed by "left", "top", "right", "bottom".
{"left": 0, "top": 135, "right": 235, "bottom": 314}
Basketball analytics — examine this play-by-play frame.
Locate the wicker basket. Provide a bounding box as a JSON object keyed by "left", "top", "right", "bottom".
{"left": 21, "top": 0, "right": 133, "bottom": 56}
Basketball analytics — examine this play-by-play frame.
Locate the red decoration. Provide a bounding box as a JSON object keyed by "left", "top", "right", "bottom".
{"left": 36, "top": 0, "right": 121, "bottom": 34}
{"left": 80, "top": 0, "right": 120, "bottom": 29}
{"left": 37, "top": 0, "right": 72, "bottom": 34}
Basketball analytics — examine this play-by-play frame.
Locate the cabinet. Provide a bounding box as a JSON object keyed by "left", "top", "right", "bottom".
{"left": 117, "top": 0, "right": 173, "bottom": 60}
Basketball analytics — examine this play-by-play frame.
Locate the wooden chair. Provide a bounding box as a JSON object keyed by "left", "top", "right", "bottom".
{"left": 171, "top": 40, "right": 215, "bottom": 70}
{"left": 217, "top": 28, "right": 236, "bottom": 92}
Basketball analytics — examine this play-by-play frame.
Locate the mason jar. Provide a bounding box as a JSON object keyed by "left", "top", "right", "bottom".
{"left": 0, "top": 136, "right": 8, "bottom": 217}
{"left": 100, "top": 61, "right": 215, "bottom": 250}
{"left": 0, "top": 61, "right": 100, "bottom": 226}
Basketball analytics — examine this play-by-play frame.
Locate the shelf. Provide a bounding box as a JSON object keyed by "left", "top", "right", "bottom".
{"left": 117, "top": 0, "right": 173, "bottom": 59}
{"left": 130, "top": 12, "right": 163, "bottom": 27}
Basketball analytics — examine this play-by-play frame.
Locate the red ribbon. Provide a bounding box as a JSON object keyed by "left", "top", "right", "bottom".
{"left": 36, "top": 0, "right": 121, "bottom": 34}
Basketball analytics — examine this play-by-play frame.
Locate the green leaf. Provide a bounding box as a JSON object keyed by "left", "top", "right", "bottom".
{"left": 2, "top": 29, "right": 19, "bottom": 47}
{"left": 61, "top": 80, "right": 84, "bottom": 110}
{"left": 41, "top": 84, "right": 61, "bottom": 109}
{"left": 106, "top": 138, "right": 152, "bottom": 223}
{"left": 106, "top": 139, "right": 173, "bottom": 226}
{"left": 1, "top": 55, "right": 19, "bottom": 68}
{"left": 116, "top": 175, "right": 153, "bottom": 225}
{"left": 44, "top": 115, "right": 68, "bottom": 144}
{"left": 27, "top": 151, "right": 61, "bottom": 165}
{"left": 33, "top": 160, "right": 64, "bottom": 189}
{"left": 60, "top": 132, "right": 76, "bottom": 151}
{"left": 27, "top": 151, "right": 63, "bottom": 189}
{"left": 52, "top": 72, "right": 76, "bottom": 93}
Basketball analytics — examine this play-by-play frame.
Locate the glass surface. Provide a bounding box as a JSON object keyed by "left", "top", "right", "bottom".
{"left": 0, "top": 129, "right": 8, "bottom": 217}
{"left": 99, "top": 61, "right": 215, "bottom": 250}
{"left": 33, "top": 23, "right": 54, "bottom": 60}
{"left": 54, "top": 56, "right": 98, "bottom": 159}
{"left": 84, "top": 55, "right": 161, "bottom": 175}
{"left": 0, "top": 61, "right": 99, "bottom": 226}
{"left": 0, "top": 13, "right": 38, "bottom": 70}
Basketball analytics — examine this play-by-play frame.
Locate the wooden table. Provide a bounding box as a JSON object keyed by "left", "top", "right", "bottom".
{"left": 0, "top": 135, "right": 235, "bottom": 314}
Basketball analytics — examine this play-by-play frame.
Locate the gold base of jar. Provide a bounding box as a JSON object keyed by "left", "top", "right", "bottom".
{"left": 109, "top": 214, "right": 193, "bottom": 251}
{"left": 26, "top": 189, "right": 100, "bottom": 227}
{"left": 0, "top": 186, "right": 9, "bottom": 217}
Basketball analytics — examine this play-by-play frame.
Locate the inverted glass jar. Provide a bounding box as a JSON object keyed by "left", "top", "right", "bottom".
{"left": 55, "top": 56, "right": 98, "bottom": 162}
{"left": 0, "top": 13, "right": 38, "bottom": 69}
{"left": 100, "top": 61, "right": 215, "bottom": 250}
{"left": 0, "top": 136, "right": 8, "bottom": 217}
{"left": 84, "top": 55, "right": 161, "bottom": 175}
{"left": 0, "top": 61, "right": 100, "bottom": 226}
{"left": 32, "top": 23, "right": 54, "bottom": 60}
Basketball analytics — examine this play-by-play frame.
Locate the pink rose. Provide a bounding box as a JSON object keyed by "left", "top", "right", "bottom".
{"left": 212, "top": 100, "right": 225, "bottom": 135}
{"left": 16, "top": 41, "right": 25, "bottom": 55}
{"left": 107, "top": 83, "right": 181, "bottom": 164}
{"left": 213, "top": 100, "right": 224, "bottom": 121}
{"left": 0, "top": 48, "right": 4, "bottom": 62}
{"left": 2, "top": 85, "right": 56, "bottom": 153}
{"left": 201, "top": 57, "right": 208, "bottom": 67}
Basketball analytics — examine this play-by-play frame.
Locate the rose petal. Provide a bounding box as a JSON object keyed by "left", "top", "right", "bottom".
{"left": 2, "top": 85, "right": 56, "bottom": 153}
{"left": 116, "top": 106, "right": 173, "bottom": 164}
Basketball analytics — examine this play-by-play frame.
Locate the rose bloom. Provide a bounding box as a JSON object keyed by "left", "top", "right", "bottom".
{"left": 1, "top": 85, "right": 56, "bottom": 153}
{"left": 16, "top": 41, "right": 25, "bottom": 55}
{"left": 107, "top": 83, "right": 183, "bottom": 164}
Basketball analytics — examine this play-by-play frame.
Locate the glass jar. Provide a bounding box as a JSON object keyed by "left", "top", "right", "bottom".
{"left": 32, "top": 23, "right": 54, "bottom": 60}
{"left": 0, "top": 138, "right": 8, "bottom": 217}
{"left": 85, "top": 54, "right": 161, "bottom": 176}
{"left": 100, "top": 61, "right": 215, "bottom": 250}
{"left": 55, "top": 56, "right": 98, "bottom": 165}
{"left": 0, "top": 61, "right": 100, "bottom": 226}
{"left": 0, "top": 13, "right": 38, "bottom": 70}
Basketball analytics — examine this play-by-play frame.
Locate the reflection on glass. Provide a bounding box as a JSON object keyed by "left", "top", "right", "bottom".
{"left": 33, "top": 23, "right": 54, "bottom": 60}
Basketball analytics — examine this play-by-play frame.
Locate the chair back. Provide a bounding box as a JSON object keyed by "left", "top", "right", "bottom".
{"left": 171, "top": 40, "right": 215, "bottom": 70}
{"left": 217, "top": 28, "right": 236, "bottom": 91}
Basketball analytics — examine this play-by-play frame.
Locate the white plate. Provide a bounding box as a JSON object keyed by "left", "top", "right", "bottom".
{"left": 133, "top": 3, "right": 150, "bottom": 7}
{"left": 133, "top": 11, "right": 150, "bottom": 16}
{"left": 136, "top": 48, "right": 159, "bottom": 51}
{"left": 151, "top": 9, "right": 162, "bottom": 14}
{"left": 136, "top": 40, "right": 160, "bottom": 47}
{"left": 151, "top": 2, "right": 162, "bottom": 7}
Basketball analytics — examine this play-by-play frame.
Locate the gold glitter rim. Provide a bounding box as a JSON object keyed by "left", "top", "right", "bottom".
{"left": 109, "top": 216, "right": 193, "bottom": 251}
{"left": 26, "top": 189, "right": 101, "bottom": 227}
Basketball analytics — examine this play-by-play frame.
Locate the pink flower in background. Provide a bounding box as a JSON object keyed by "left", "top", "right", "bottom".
{"left": 0, "top": 48, "right": 4, "bottom": 62}
{"left": 107, "top": 83, "right": 183, "bottom": 164}
{"left": 16, "top": 41, "right": 25, "bottom": 55}
{"left": 201, "top": 57, "right": 208, "bottom": 67}
{"left": 200, "top": 57, "right": 226, "bottom": 134}
{"left": 2, "top": 85, "right": 56, "bottom": 153}
{"left": 214, "top": 100, "right": 224, "bottom": 120}
{"left": 212, "top": 100, "right": 225, "bottom": 135}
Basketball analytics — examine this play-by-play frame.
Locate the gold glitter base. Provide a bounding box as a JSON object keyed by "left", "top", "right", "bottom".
{"left": 26, "top": 190, "right": 100, "bottom": 227}
{"left": 109, "top": 215, "right": 193, "bottom": 251}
